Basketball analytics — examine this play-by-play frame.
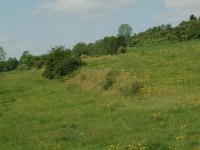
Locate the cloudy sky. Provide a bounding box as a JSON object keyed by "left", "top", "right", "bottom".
{"left": 0, "top": 0, "right": 200, "bottom": 58}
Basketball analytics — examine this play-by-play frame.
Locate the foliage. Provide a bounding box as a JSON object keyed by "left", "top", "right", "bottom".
{"left": 103, "top": 71, "right": 116, "bottom": 90}
{"left": 131, "top": 81, "right": 144, "bottom": 94}
{"left": 127, "top": 16, "right": 200, "bottom": 47}
{"left": 0, "top": 57, "right": 18, "bottom": 72}
{"left": 102, "top": 36, "right": 119, "bottom": 54}
{"left": 118, "top": 24, "right": 133, "bottom": 37}
{"left": 18, "top": 50, "right": 35, "bottom": 69}
{"left": 68, "top": 15, "right": 200, "bottom": 56}
{"left": 17, "top": 51, "right": 45, "bottom": 70}
{"left": 0, "top": 47, "right": 6, "bottom": 61}
{"left": 43, "top": 46, "right": 83, "bottom": 79}
{"left": 190, "top": 14, "right": 197, "bottom": 21}
{"left": 117, "top": 46, "right": 127, "bottom": 54}
{"left": 72, "top": 42, "right": 89, "bottom": 56}
{"left": 16, "top": 64, "right": 30, "bottom": 71}
{"left": 86, "top": 36, "right": 126, "bottom": 56}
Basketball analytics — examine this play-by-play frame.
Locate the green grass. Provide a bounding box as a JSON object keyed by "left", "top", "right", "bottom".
{"left": 0, "top": 40, "right": 200, "bottom": 150}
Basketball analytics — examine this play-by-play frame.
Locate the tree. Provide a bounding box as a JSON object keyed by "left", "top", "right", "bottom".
{"left": 4, "top": 57, "right": 18, "bottom": 71}
{"left": 190, "top": 14, "right": 197, "bottom": 21}
{"left": 0, "top": 57, "right": 18, "bottom": 72}
{"left": 94, "top": 39, "right": 106, "bottom": 55}
{"left": 19, "top": 50, "right": 35, "bottom": 67}
{"left": 72, "top": 42, "right": 89, "bottom": 56}
{"left": 102, "top": 36, "right": 118, "bottom": 54}
{"left": 87, "top": 43, "right": 95, "bottom": 55}
{"left": 117, "top": 46, "right": 127, "bottom": 54}
{"left": 0, "top": 47, "right": 6, "bottom": 61}
{"left": 116, "top": 36, "right": 126, "bottom": 47}
{"left": 43, "top": 46, "right": 83, "bottom": 79}
{"left": 118, "top": 24, "right": 133, "bottom": 37}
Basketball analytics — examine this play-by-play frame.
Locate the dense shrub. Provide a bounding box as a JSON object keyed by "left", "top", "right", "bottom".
{"left": 33, "top": 61, "right": 43, "bottom": 69}
{"left": 72, "top": 42, "right": 89, "bottom": 57}
{"left": 19, "top": 51, "right": 34, "bottom": 68}
{"left": 16, "top": 64, "right": 30, "bottom": 71}
{"left": 0, "top": 57, "right": 18, "bottom": 72}
{"left": 43, "top": 46, "right": 83, "bottom": 79}
{"left": 17, "top": 51, "right": 43, "bottom": 70}
{"left": 127, "top": 18, "right": 200, "bottom": 47}
{"left": 103, "top": 71, "right": 117, "bottom": 90}
{"left": 131, "top": 81, "right": 144, "bottom": 94}
{"left": 117, "top": 46, "right": 127, "bottom": 54}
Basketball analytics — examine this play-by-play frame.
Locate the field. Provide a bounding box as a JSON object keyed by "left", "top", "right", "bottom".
{"left": 0, "top": 40, "right": 200, "bottom": 150}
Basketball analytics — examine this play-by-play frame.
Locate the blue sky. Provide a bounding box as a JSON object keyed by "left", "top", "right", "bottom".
{"left": 0, "top": 0, "right": 200, "bottom": 58}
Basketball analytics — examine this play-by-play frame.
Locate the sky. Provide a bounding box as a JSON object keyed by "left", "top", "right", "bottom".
{"left": 0, "top": 0, "right": 200, "bottom": 58}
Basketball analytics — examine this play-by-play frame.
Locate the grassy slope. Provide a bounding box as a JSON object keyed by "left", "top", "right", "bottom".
{"left": 0, "top": 40, "right": 200, "bottom": 150}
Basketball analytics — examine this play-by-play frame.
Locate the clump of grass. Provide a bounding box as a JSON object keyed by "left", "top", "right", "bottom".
{"left": 103, "top": 71, "right": 117, "bottom": 90}
{"left": 80, "top": 73, "right": 87, "bottom": 81}
{"left": 131, "top": 81, "right": 144, "bottom": 94}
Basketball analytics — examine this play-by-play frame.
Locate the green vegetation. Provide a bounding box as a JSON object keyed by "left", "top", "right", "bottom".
{"left": 0, "top": 47, "right": 19, "bottom": 72}
{"left": 43, "top": 46, "right": 83, "bottom": 79}
{"left": 118, "top": 24, "right": 133, "bottom": 37}
{"left": 128, "top": 16, "right": 200, "bottom": 47}
{"left": 0, "top": 47, "right": 6, "bottom": 61}
{"left": 1, "top": 15, "right": 200, "bottom": 74}
{"left": 1, "top": 40, "right": 200, "bottom": 150}
{"left": 0, "top": 57, "right": 18, "bottom": 72}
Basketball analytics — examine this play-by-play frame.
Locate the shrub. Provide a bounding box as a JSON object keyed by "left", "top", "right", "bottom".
{"left": 117, "top": 46, "right": 127, "bottom": 54}
{"left": 103, "top": 71, "right": 117, "bottom": 90}
{"left": 131, "top": 81, "right": 144, "bottom": 94}
{"left": 43, "top": 46, "right": 83, "bottom": 79}
{"left": 0, "top": 57, "right": 19, "bottom": 72}
{"left": 17, "top": 64, "right": 30, "bottom": 71}
{"left": 103, "top": 76, "right": 114, "bottom": 90}
{"left": 33, "top": 61, "right": 43, "bottom": 69}
{"left": 72, "top": 42, "right": 89, "bottom": 57}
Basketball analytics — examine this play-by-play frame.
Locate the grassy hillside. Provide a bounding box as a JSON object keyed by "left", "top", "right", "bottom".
{"left": 0, "top": 40, "right": 200, "bottom": 150}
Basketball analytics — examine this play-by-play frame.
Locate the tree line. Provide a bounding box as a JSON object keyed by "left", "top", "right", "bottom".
{"left": 0, "top": 15, "right": 200, "bottom": 79}
{"left": 127, "top": 15, "right": 200, "bottom": 47}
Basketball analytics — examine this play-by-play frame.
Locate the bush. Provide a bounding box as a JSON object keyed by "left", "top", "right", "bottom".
{"left": 33, "top": 61, "right": 44, "bottom": 69}
{"left": 17, "top": 64, "right": 30, "bottom": 71}
{"left": 43, "top": 46, "right": 83, "bottom": 79}
{"left": 103, "top": 76, "right": 114, "bottom": 90}
{"left": 117, "top": 46, "right": 127, "bottom": 54}
{"left": 103, "top": 71, "right": 117, "bottom": 90}
{"left": 131, "top": 81, "right": 144, "bottom": 94}
{"left": 0, "top": 57, "right": 18, "bottom": 72}
{"left": 72, "top": 42, "right": 89, "bottom": 56}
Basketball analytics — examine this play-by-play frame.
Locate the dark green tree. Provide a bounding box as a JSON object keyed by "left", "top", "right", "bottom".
{"left": 4, "top": 57, "right": 18, "bottom": 71}
{"left": 0, "top": 57, "right": 18, "bottom": 72}
{"left": 116, "top": 36, "right": 126, "bottom": 47}
{"left": 190, "top": 14, "right": 197, "bottom": 21}
{"left": 94, "top": 39, "right": 106, "bottom": 55}
{"left": 43, "top": 46, "right": 83, "bottom": 79}
{"left": 72, "top": 42, "right": 88, "bottom": 56}
{"left": 19, "top": 50, "right": 33, "bottom": 66}
{"left": 0, "top": 47, "right": 6, "bottom": 61}
{"left": 18, "top": 50, "right": 40, "bottom": 70}
{"left": 87, "top": 43, "right": 95, "bottom": 55}
{"left": 118, "top": 24, "right": 133, "bottom": 37}
{"left": 102, "top": 36, "right": 118, "bottom": 54}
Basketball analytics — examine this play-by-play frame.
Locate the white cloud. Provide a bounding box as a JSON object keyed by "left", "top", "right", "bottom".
{"left": 32, "top": 0, "right": 138, "bottom": 18}
{"left": 165, "top": 0, "right": 200, "bottom": 9}
{"left": 154, "top": 0, "right": 200, "bottom": 22}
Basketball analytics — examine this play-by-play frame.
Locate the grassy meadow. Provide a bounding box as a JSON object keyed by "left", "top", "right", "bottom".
{"left": 0, "top": 40, "right": 200, "bottom": 150}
